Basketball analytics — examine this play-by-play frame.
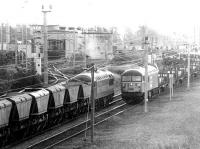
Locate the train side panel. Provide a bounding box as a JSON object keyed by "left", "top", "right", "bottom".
{"left": 96, "top": 78, "right": 114, "bottom": 99}
{"left": 47, "top": 84, "right": 66, "bottom": 108}
{"left": 148, "top": 72, "right": 159, "bottom": 91}
{"left": 9, "top": 94, "right": 32, "bottom": 121}
{"left": 82, "top": 83, "right": 91, "bottom": 99}
{"left": 0, "top": 100, "right": 12, "bottom": 127}
{"left": 29, "top": 89, "right": 49, "bottom": 115}
{"left": 68, "top": 85, "right": 79, "bottom": 103}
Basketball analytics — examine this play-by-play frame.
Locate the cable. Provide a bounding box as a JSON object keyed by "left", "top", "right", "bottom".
{"left": 1, "top": 73, "right": 41, "bottom": 83}
{"left": 48, "top": 70, "right": 59, "bottom": 84}
{"left": 52, "top": 65, "right": 69, "bottom": 80}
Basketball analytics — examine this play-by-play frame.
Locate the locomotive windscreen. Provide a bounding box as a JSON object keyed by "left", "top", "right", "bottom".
{"left": 122, "top": 76, "right": 131, "bottom": 81}
{"left": 132, "top": 76, "right": 142, "bottom": 81}
{"left": 122, "top": 76, "right": 141, "bottom": 82}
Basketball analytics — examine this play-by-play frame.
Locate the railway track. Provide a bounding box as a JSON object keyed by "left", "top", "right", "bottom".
{"left": 4, "top": 94, "right": 121, "bottom": 149}
{"left": 6, "top": 76, "right": 194, "bottom": 149}
{"left": 26, "top": 96, "right": 128, "bottom": 149}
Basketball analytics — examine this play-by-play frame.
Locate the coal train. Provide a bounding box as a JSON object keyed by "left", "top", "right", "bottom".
{"left": 121, "top": 52, "right": 200, "bottom": 104}
{"left": 0, "top": 69, "right": 114, "bottom": 147}
{"left": 1, "top": 51, "right": 200, "bottom": 147}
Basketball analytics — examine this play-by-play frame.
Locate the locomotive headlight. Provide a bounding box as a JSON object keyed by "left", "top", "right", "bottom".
{"left": 123, "top": 83, "right": 126, "bottom": 88}
{"left": 130, "top": 83, "right": 133, "bottom": 86}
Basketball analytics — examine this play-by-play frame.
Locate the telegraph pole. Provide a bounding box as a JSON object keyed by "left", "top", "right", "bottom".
{"left": 144, "top": 35, "right": 148, "bottom": 113}
{"left": 105, "top": 40, "right": 108, "bottom": 61}
{"left": 194, "top": 26, "right": 196, "bottom": 45}
{"left": 25, "top": 25, "right": 28, "bottom": 68}
{"left": 73, "top": 29, "right": 76, "bottom": 67}
{"left": 169, "top": 73, "right": 172, "bottom": 100}
{"left": 90, "top": 63, "right": 95, "bottom": 142}
{"left": 1, "top": 23, "right": 3, "bottom": 50}
{"left": 187, "top": 44, "right": 190, "bottom": 89}
{"left": 169, "top": 68, "right": 173, "bottom": 101}
{"left": 15, "top": 31, "right": 18, "bottom": 66}
{"left": 83, "top": 29, "right": 87, "bottom": 68}
{"left": 42, "top": 5, "right": 51, "bottom": 87}
{"left": 111, "top": 30, "right": 113, "bottom": 58}
{"left": 21, "top": 26, "right": 24, "bottom": 64}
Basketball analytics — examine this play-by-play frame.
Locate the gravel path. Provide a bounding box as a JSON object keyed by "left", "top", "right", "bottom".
{"left": 55, "top": 78, "right": 200, "bottom": 149}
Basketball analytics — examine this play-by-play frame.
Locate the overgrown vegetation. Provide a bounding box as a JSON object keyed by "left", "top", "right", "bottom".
{"left": 0, "top": 67, "right": 42, "bottom": 95}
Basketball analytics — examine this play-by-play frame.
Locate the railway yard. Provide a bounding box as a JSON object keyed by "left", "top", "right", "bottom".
{"left": 1, "top": 51, "right": 200, "bottom": 149}
{"left": 1, "top": 2, "right": 200, "bottom": 148}
{"left": 4, "top": 72, "right": 200, "bottom": 149}
{"left": 50, "top": 77, "right": 200, "bottom": 149}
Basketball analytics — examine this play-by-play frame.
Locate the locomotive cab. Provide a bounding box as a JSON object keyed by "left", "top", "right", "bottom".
{"left": 121, "top": 69, "right": 143, "bottom": 104}
{"left": 121, "top": 70, "right": 142, "bottom": 92}
{"left": 121, "top": 65, "right": 159, "bottom": 104}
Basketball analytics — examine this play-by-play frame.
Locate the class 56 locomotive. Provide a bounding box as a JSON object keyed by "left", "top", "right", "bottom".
{"left": 121, "top": 64, "right": 159, "bottom": 104}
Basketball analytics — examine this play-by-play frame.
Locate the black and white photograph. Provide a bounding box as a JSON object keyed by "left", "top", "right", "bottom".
{"left": 0, "top": 0, "right": 200, "bottom": 148}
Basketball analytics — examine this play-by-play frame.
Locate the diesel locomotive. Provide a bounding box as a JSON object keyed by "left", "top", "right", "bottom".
{"left": 121, "top": 64, "right": 159, "bottom": 104}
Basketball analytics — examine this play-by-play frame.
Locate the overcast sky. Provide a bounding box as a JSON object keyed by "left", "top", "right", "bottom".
{"left": 1, "top": 0, "right": 200, "bottom": 40}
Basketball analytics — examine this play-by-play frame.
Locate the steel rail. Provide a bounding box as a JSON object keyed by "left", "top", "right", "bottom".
{"left": 26, "top": 97, "right": 126, "bottom": 149}
{"left": 4, "top": 94, "right": 121, "bottom": 149}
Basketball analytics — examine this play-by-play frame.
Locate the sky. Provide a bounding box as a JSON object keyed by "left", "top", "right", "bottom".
{"left": 1, "top": 0, "right": 200, "bottom": 40}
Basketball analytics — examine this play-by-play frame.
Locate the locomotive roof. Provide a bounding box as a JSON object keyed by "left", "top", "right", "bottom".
{"left": 122, "top": 64, "right": 158, "bottom": 76}
{"left": 69, "top": 70, "right": 114, "bottom": 83}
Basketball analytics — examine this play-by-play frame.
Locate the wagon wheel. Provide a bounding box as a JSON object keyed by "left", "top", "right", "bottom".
{"left": 0, "top": 139, "right": 3, "bottom": 148}
{"left": 41, "top": 115, "right": 48, "bottom": 130}
{"left": 23, "top": 125, "right": 30, "bottom": 138}
{"left": 106, "top": 97, "right": 110, "bottom": 107}
{"left": 57, "top": 114, "right": 63, "bottom": 124}
{"left": 0, "top": 130, "right": 9, "bottom": 148}
{"left": 14, "top": 129, "right": 27, "bottom": 140}
{"left": 63, "top": 111, "right": 69, "bottom": 120}
{"left": 29, "top": 125, "right": 38, "bottom": 134}
{"left": 47, "top": 117, "right": 54, "bottom": 128}
{"left": 0, "top": 137, "right": 6, "bottom": 148}
{"left": 55, "top": 109, "right": 63, "bottom": 124}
